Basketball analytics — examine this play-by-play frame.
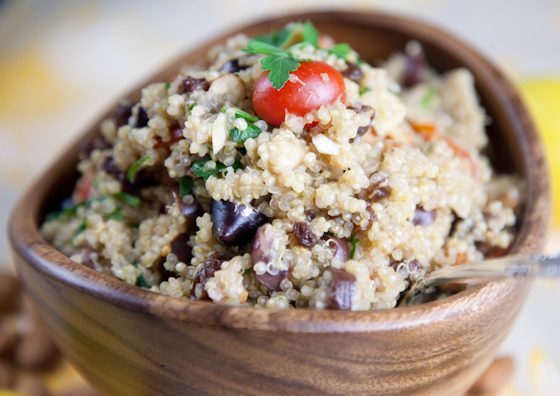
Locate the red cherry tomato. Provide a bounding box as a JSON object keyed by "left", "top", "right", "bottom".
{"left": 252, "top": 61, "right": 346, "bottom": 127}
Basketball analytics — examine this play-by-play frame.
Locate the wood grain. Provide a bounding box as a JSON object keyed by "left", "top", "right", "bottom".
{"left": 8, "top": 11, "right": 549, "bottom": 396}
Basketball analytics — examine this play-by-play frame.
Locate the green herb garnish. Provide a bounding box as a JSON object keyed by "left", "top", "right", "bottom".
{"left": 243, "top": 21, "right": 317, "bottom": 90}
{"left": 73, "top": 217, "right": 88, "bottom": 238}
{"left": 350, "top": 234, "right": 359, "bottom": 259}
{"left": 189, "top": 103, "right": 197, "bottom": 110}
{"left": 192, "top": 157, "right": 243, "bottom": 180}
{"left": 179, "top": 176, "right": 194, "bottom": 197}
{"left": 106, "top": 208, "right": 123, "bottom": 222}
{"left": 135, "top": 274, "right": 150, "bottom": 288}
{"left": 112, "top": 192, "right": 141, "bottom": 208}
{"left": 420, "top": 87, "right": 437, "bottom": 111}
{"left": 359, "top": 87, "right": 372, "bottom": 95}
{"left": 230, "top": 123, "right": 263, "bottom": 144}
{"left": 243, "top": 268, "right": 252, "bottom": 275}
{"left": 164, "top": 81, "right": 171, "bottom": 90}
{"left": 221, "top": 106, "right": 260, "bottom": 123}
{"left": 302, "top": 20, "right": 319, "bottom": 47}
{"left": 92, "top": 178, "right": 100, "bottom": 191}
{"left": 127, "top": 154, "right": 151, "bottom": 183}
{"left": 327, "top": 43, "right": 352, "bottom": 59}
{"left": 45, "top": 207, "right": 77, "bottom": 222}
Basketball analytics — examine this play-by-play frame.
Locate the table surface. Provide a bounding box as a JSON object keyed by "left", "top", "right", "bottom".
{"left": 1, "top": 1, "right": 559, "bottom": 395}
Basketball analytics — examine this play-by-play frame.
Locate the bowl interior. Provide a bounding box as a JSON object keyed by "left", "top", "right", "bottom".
{"left": 16, "top": 11, "right": 548, "bottom": 331}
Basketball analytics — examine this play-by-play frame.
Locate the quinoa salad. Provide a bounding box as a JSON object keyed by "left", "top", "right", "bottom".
{"left": 41, "top": 21, "right": 521, "bottom": 310}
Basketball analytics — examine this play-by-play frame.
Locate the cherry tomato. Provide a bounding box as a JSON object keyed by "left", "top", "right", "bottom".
{"left": 252, "top": 61, "right": 346, "bottom": 127}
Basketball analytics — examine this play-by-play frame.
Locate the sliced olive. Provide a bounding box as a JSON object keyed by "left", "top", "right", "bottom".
{"left": 324, "top": 267, "right": 357, "bottom": 310}
{"left": 413, "top": 207, "right": 436, "bottom": 227}
{"left": 322, "top": 235, "right": 350, "bottom": 262}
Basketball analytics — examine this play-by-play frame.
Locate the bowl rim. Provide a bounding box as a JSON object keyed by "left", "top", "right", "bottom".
{"left": 8, "top": 10, "right": 549, "bottom": 333}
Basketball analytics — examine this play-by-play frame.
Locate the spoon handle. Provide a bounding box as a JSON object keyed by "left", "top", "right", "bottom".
{"left": 400, "top": 254, "right": 560, "bottom": 307}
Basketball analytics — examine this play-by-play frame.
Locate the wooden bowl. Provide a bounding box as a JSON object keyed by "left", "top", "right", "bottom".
{"left": 8, "top": 11, "right": 549, "bottom": 396}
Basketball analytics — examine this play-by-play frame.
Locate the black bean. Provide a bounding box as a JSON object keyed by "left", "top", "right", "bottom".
{"left": 342, "top": 63, "right": 363, "bottom": 83}
{"left": 293, "top": 222, "right": 319, "bottom": 248}
{"left": 403, "top": 52, "right": 426, "bottom": 88}
{"left": 220, "top": 58, "right": 248, "bottom": 73}
{"left": 134, "top": 107, "right": 149, "bottom": 128}
{"left": 171, "top": 187, "right": 203, "bottom": 233}
{"left": 190, "top": 251, "right": 234, "bottom": 300}
{"left": 324, "top": 267, "right": 357, "bottom": 310}
{"left": 413, "top": 207, "right": 436, "bottom": 227}
{"left": 177, "top": 76, "right": 210, "bottom": 95}
{"left": 350, "top": 105, "right": 375, "bottom": 138}
{"left": 155, "top": 257, "right": 174, "bottom": 281}
{"left": 114, "top": 103, "right": 133, "bottom": 127}
{"left": 79, "top": 135, "right": 111, "bottom": 158}
{"left": 322, "top": 235, "right": 350, "bottom": 262}
{"left": 169, "top": 233, "right": 193, "bottom": 264}
{"left": 211, "top": 200, "right": 268, "bottom": 246}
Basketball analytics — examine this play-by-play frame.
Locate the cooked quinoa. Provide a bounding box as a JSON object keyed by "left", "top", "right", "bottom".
{"left": 41, "top": 23, "right": 521, "bottom": 310}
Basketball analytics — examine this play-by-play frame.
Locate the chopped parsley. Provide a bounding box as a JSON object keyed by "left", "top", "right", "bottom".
{"left": 127, "top": 154, "right": 151, "bottom": 183}
{"left": 179, "top": 176, "right": 194, "bottom": 197}
{"left": 45, "top": 197, "right": 106, "bottom": 222}
{"left": 350, "top": 234, "right": 360, "bottom": 259}
{"left": 327, "top": 43, "right": 352, "bottom": 59}
{"left": 230, "top": 123, "right": 263, "bottom": 144}
{"left": 192, "top": 157, "right": 243, "bottom": 180}
{"left": 302, "top": 20, "right": 319, "bottom": 47}
{"left": 105, "top": 208, "right": 123, "bottom": 222}
{"left": 164, "top": 81, "right": 171, "bottom": 90}
{"left": 112, "top": 192, "right": 141, "bottom": 208}
{"left": 359, "top": 87, "right": 372, "bottom": 95}
{"left": 221, "top": 106, "right": 260, "bottom": 123}
{"left": 420, "top": 87, "right": 437, "bottom": 111}
{"left": 135, "top": 274, "right": 150, "bottom": 288}
{"left": 189, "top": 103, "right": 197, "bottom": 110}
{"left": 73, "top": 217, "right": 88, "bottom": 238}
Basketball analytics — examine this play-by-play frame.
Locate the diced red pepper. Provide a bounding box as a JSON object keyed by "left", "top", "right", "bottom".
{"left": 410, "top": 122, "right": 476, "bottom": 177}
{"left": 72, "top": 173, "right": 94, "bottom": 205}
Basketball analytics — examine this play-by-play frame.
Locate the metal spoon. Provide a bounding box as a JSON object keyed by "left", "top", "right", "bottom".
{"left": 399, "top": 255, "right": 560, "bottom": 307}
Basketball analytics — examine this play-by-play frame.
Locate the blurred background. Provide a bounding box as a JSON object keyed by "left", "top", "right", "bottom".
{"left": 0, "top": 0, "right": 559, "bottom": 395}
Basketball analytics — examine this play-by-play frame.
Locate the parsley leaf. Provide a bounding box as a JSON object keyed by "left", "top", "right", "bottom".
{"left": 230, "top": 123, "right": 263, "bottom": 144}
{"left": 135, "top": 274, "right": 151, "bottom": 288}
{"left": 112, "top": 192, "right": 141, "bottom": 208}
{"left": 179, "top": 176, "right": 194, "bottom": 197}
{"left": 420, "top": 87, "right": 437, "bottom": 111}
{"left": 243, "top": 21, "right": 312, "bottom": 90}
{"left": 73, "top": 217, "right": 88, "bottom": 238}
{"left": 221, "top": 106, "right": 260, "bottom": 123}
{"left": 106, "top": 208, "right": 123, "bottom": 222}
{"left": 164, "top": 81, "right": 171, "bottom": 90}
{"left": 359, "top": 87, "right": 372, "bottom": 95}
{"left": 260, "top": 53, "right": 302, "bottom": 90}
{"left": 302, "top": 20, "right": 319, "bottom": 46}
{"left": 350, "top": 234, "right": 359, "bottom": 259}
{"left": 327, "top": 43, "right": 352, "bottom": 59}
{"left": 127, "top": 154, "right": 151, "bottom": 183}
{"left": 192, "top": 157, "right": 243, "bottom": 180}
{"left": 244, "top": 41, "right": 286, "bottom": 55}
